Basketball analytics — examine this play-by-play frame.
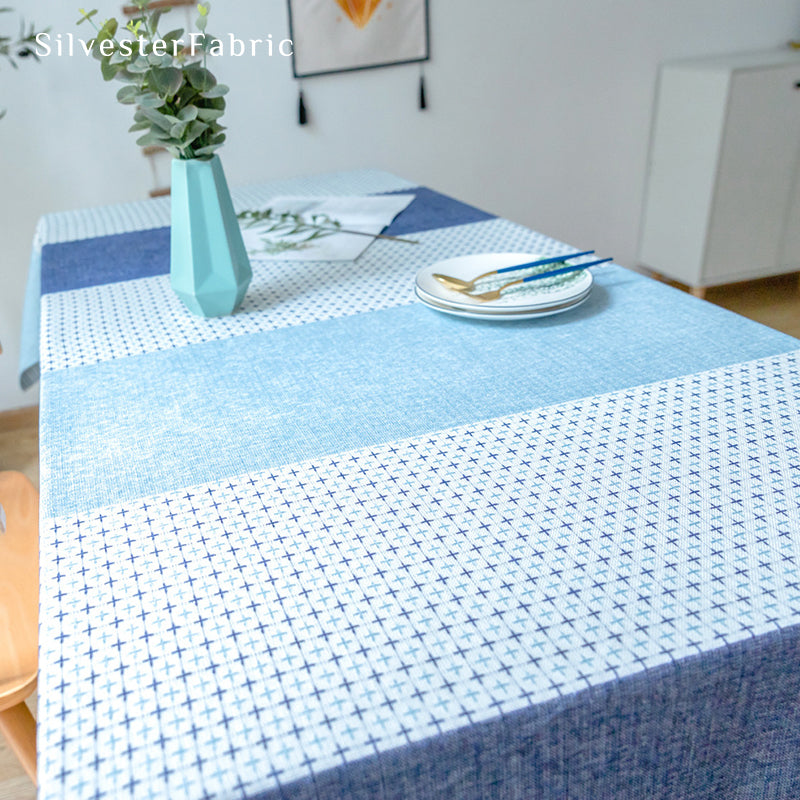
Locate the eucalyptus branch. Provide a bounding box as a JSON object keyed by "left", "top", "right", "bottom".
{"left": 1, "top": 8, "right": 48, "bottom": 119}
{"left": 1, "top": 9, "right": 47, "bottom": 69}
{"left": 78, "top": 2, "right": 228, "bottom": 160}
{"left": 238, "top": 209, "right": 343, "bottom": 245}
{"left": 237, "top": 208, "right": 419, "bottom": 246}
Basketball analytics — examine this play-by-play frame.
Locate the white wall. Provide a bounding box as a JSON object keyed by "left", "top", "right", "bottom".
{"left": 2, "top": 0, "right": 799, "bottom": 412}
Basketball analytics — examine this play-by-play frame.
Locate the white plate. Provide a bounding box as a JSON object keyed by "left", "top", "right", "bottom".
{"left": 416, "top": 283, "right": 593, "bottom": 316}
{"left": 415, "top": 252, "right": 593, "bottom": 314}
{"left": 415, "top": 286, "right": 591, "bottom": 320}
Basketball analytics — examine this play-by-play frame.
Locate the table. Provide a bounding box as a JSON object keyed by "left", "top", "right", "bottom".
{"left": 28, "top": 169, "right": 800, "bottom": 799}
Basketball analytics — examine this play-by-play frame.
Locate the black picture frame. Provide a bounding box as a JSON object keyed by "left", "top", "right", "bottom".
{"left": 287, "top": 0, "right": 430, "bottom": 79}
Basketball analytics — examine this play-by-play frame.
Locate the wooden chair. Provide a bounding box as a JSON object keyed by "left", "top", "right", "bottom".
{"left": 0, "top": 471, "right": 39, "bottom": 785}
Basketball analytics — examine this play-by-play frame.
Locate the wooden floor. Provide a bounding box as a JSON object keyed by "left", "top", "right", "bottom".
{"left": 0, "top": 272, "right": 797, "bottom": 797}
{"left": 666, "top": 271, "right": 800, "bottom": 339}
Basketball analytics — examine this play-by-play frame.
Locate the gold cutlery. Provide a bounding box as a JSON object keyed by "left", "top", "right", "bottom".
{"left": 468, "top": 257, "right": 613, "bottom": 302}
{"left": 433, "top": 250, "right": 594, "bottom": 292}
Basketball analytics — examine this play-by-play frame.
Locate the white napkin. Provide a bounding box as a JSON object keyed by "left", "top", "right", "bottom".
{"left": 238, "top": 194, "right": 415, "bottom": 261}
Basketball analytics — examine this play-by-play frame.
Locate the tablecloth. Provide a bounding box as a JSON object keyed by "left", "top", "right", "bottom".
{"left": 30, "top": 168, "right": 800, "bottom": 799}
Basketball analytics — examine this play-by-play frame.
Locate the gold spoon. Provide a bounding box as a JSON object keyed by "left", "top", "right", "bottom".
{"left": 468, "top": 257, "right": 612, "bottom": 302}
{"left": 433, "top": 250, "right": 594, "bottom": 292}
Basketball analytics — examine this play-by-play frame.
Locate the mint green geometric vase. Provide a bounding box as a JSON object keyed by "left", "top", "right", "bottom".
{"left": 170, "top": 155, "right": 252, "bottom": 317}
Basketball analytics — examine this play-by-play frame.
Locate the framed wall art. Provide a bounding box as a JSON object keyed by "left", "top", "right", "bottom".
{"left": 287, "top": 0, "right": 430, "bottom": 78}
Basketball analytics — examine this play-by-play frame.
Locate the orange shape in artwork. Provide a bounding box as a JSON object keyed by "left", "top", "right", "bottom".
{"left": 334, "top": 0, "right": 383, "bottom": 29}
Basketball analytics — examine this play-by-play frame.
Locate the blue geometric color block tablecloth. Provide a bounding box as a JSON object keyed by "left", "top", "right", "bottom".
{"left": 30, "top": 169, "right": 800, "bottom": 799}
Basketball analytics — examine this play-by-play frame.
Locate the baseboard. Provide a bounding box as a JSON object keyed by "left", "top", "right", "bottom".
{"left": 0, "top": 406, "right": 39, "bottom": 435}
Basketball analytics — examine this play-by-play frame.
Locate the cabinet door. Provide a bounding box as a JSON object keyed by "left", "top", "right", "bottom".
{"left": 704, "top": 64, "right": 800, "bottom": 282}
{"left": 778, "top": 146, "right": 800, "bottom": 269}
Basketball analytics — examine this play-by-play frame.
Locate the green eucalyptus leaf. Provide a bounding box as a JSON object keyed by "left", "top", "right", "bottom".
{"left": 184, "top": 62, "right": 216, "bottom": 92}
{"left": 136, "top": 130, "right": 168, "bottom": 147}
{"left": 177, "top": 105, "right": 199, "bottom": 122}
{"left": 162, "top": 28, "right": 185, "bottom": 46}
{"left": 174, "top": 83, "right": 201, "bottom": 107}
{"left": 184, "top": 119, "right": 209, "bottom": 145}
{"left": 169, "top": 121, "right": 187, "bottom": 139}
{"left": 108, "top": 47, "right": 130, "bottom": 65}
{"left": 128, "top": 119, "right": 149, "bottom": 132}
{"left": 198, "top": 95, "right": 225, "bottom": 110}
{"left": 148, "top": 66, "right": 183, "bottom": 97}
{"left": 195, "top": 107, "right": 223, "bottom": 122}
{"left": 116, "top": 84, "right": 138, "bottom": 103}
{"left": 137, "top": 92, "right": 163, "bottom": 108}
{"left": 127, "top": 55, "right": 149, "bottom": 73}
{"left": 192, "top": 143, "right": 220, "bottom": 157}
{"left": 97, "top": 17, "right": 118, "bottom": 41}
{"left": 146, "top": 51, "right": 172, "bottom": 66}
{"left": 201, "top": 83, "right": 228, "bottom": 98}
{"left": 76, "top": 8, "right": 98, "bottom": 26}
{"left": 139, "top": 106, "right": 174, "bottom": 132}
{"left": 113, "top": 68, "right": 137, "bottom": 83}
{"left": 100, "top": 57, "right": 119, "bottom": 81}
{"left": 125, "top": 18, "right": 143, "bottom": 37}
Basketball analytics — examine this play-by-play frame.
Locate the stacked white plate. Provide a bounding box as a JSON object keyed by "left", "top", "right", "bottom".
{"left": 415, "top": 252, "right": 593, "bottom": 320}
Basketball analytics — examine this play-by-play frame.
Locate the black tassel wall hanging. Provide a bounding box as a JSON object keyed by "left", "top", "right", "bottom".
{"left": 287, "top": 0, "right": 430, "bottom": 125}
{"left": 298, "top": 86, "right": 308, "bottom": 125}
{"left": 287, "top": 0, "right": 430, "bottom": 124}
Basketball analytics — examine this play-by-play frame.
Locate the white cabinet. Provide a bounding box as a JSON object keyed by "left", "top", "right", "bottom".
{"left": 638, "top": 49, "right": 800, "bottom": 289}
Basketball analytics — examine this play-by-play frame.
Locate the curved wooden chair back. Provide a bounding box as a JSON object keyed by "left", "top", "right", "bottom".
{"left": 0, "top": 470, "right": 39, "bottom": 785}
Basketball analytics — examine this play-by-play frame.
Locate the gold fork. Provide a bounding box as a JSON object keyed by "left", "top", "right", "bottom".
{"left": 433, "top": 250, "right": 594, "bottom": 292}
{"left": 469, "top": 257, "right": 613, "bottom": 302}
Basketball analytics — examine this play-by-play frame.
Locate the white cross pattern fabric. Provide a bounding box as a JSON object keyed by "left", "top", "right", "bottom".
{"left": 37, "top": 349, "right": 800, "bottom": 799}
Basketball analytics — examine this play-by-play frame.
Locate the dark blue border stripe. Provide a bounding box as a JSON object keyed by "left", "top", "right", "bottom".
{"left": 41, "top": 226, "right": 171, "bottom": 295}
{"left": 40, "top": 187, "right": 496, "bottom": 295}
{"left": 253, "top": 623, "right": 800, "bottom": 800}
{"left": 381, "top": 186, "right": 496, "bottom": 236}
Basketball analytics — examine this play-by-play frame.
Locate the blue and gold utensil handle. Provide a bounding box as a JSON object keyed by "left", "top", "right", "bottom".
{"left": 521, "top": 257, "right": 613, "bottom": 283}
{"left": 496, "top": 249, "right": 595, "bottom": 275}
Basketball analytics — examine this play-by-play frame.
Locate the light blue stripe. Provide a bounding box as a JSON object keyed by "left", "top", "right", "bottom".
{"left": 40, "top": 266, "right": 798, "bottom": 518}
{"left": 18, "top": 248, "right": 41, "bottom": 390}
